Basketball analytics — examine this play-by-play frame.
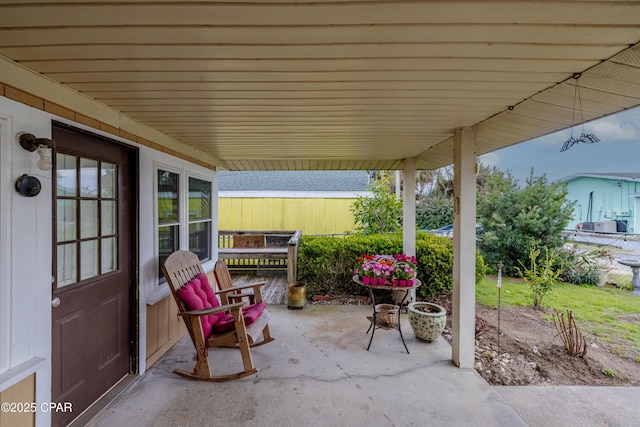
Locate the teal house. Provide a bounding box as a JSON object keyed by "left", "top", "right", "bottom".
{"left": 560, "top": 173, "right": 640, "bottom": 234}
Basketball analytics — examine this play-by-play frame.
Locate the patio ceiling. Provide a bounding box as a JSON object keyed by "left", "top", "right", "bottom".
{"left": 1, "top": 1, "right": 640, "bottom": 171}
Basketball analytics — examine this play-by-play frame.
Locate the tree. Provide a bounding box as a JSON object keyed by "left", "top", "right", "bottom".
{"left": 477, "top": 168, "right": 575, "bottom": 276}
{"left": 351, "top": 174, "right": 402, "bottom": 234}
{"left": 415, "top": 164, "right": 490, "bottom": 230}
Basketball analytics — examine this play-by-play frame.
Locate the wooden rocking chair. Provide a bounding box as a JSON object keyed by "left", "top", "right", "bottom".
{"left": 214, "top": 259, "right": 260, "bottom": 305}
{"left": 162, "top": 251, "right": 274, "bottom": 382}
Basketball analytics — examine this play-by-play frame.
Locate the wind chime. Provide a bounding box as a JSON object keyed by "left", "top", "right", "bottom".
{"left": 560, "top": 73, "right": 601, "bottom": 152}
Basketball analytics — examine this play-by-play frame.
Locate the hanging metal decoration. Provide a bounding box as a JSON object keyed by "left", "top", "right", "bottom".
{"left": 560, "top": 73, "right": 600, "bottom": 152}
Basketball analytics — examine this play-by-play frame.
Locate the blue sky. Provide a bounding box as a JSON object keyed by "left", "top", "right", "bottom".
{"left": 479, "top": 106, "right": 640, "bottom": 185}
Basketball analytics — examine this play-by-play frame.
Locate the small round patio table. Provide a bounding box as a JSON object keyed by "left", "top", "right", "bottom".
{"left": 353, "top": 275, "right": 421, "bottom": 354}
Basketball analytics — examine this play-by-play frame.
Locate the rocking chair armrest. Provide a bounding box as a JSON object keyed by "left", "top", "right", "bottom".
{"left": 216, "top": 282, "right": 266, "bottom": 294}
{"left": 179, "top": 301, "right": 246, "bottom": 317}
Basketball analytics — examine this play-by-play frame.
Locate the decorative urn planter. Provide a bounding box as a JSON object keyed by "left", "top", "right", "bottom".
{"left": 407, "top": 302, "right": 447, "bottom": 342}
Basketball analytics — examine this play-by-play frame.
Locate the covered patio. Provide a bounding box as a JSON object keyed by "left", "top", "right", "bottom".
{"left": 90, "top": 304, "right": 639, "bottom": 427}
{"left": 2, "top": 2, "right": 640, "bottom": 426}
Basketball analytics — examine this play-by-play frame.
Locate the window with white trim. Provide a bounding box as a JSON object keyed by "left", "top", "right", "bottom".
{"left": 156, "top": 168, "right": 213, "bottom": 283}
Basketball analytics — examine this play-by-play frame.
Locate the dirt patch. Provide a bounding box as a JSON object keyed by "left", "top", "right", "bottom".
{"left": 310, "top": 293, "right": 640, "bottom": 386}
{"left": 458, "top": 304, "right": 640, "bottom": 386}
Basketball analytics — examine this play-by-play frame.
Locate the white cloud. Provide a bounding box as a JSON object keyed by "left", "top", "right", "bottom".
{"left": 478, "top": 153, "right": 501, "bottom": 168}
{"left": 588, "top": 119, "right": 639, "bottom": 141}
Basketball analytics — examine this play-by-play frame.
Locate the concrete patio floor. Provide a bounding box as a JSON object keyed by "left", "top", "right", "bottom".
{"left": 89, "top": 304, "right": 639, "bottom": 427}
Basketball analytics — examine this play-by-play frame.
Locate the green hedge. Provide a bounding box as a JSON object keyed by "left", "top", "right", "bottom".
{"left": 297, "top": 232, "right": 486, "bottom": 298}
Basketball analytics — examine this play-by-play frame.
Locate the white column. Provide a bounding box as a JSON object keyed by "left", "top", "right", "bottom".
{"left": 403, "top": 158, "right": 417, "bottom": 303}
{"left": 452, "top": 127, "right": 477, "bottom": 368}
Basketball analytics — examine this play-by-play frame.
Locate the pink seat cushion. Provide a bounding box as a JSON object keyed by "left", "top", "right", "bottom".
{"left": 176, "top": 273, "right": 222, "bottom": 338}
{"left": 213, "top": 302, "right": 266, "bottom": 333}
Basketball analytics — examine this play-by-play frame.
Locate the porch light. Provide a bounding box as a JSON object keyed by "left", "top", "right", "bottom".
{"left": 16, "top": 132, "right": 56, "bottom": 171}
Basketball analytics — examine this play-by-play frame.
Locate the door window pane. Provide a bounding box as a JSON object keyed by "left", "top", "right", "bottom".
{"left": 57, "top": 200, "right": 77, "bottom": 242}
{"left": 101, "top": 237, "right": 117, "bottom": 274}
{"left": 101, "top": 201, "right": 116, "bottom": 236}
{"left": 80, "top": 200, "right": 98, "bottom": 239}
{"left": 56, "top": 154, "right": 77, "bottom": 197}
{"left": 80, "top": 158, "right": 98, "bottom": 197}
{"left": 80, "top": 240, "right": 98, "bottom": 280}
{"left": 101, "top": 162, "right": 116, "bottom": 198}
{"left": 57, "top": 243, "right": 77, "bottom": 287}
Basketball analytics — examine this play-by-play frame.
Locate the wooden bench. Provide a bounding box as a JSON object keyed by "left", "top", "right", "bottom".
{"left": 218, "top": 230, "right": 302, "bottom": 284}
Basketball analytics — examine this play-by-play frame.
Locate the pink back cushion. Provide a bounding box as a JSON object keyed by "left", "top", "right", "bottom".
{"left": 213, "top": 302, "right": 266, "bottom": 333}
{"left": 176, "top": 273, "right": 222, "bottom": 338}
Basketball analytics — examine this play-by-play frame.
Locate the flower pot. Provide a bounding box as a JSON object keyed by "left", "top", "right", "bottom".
{"left": 371, "top": 277, "right": 379, "bottom": 285}
{"left": 379, "top": 277, "right": 387, "bottom": 286}
{"left": 397, "top": 279, "right": 407, "bottom": 287}
{"left": 362, "top": 276, "right": 371, "bottom": 285}
{"left": 392, "top": 279, "right": 399, "bottom": 287}
{"left": 407, "top": 302, "right": 446, "bottom": 342}
{"left": 287, "top": 281, "right": 306, "bottom": 309}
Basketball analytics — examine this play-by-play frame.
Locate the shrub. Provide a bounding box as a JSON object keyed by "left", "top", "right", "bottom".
{"left": 416, "top": 194, "right": 453, "bottom": 230}
{"left": 477, "top": 169, "right": 575, "bottom": 276}
{"left": 518, "top": 246, "right": 561, "bottom": 309}
{"left": 556, "top": 246, "right": 614, "bottom": 287}
{"left": 297, "top": 232, "right": 486, "bottom": 298}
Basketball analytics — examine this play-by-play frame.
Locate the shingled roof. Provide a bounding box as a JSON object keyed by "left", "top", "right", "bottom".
{"left": 219, "top": 170, "right": 371, "bottom": 192}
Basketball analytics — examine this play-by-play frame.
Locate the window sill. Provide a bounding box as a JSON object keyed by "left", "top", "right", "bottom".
{"left": 146, "top": 285, "right": 171, "bottom": 305}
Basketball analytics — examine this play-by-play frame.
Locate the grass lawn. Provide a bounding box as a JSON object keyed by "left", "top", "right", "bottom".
{"left": 477, "top": 277, "right": 640, "bottom": 357}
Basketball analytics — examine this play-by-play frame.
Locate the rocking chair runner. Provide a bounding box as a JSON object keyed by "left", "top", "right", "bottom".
{"left": 162, "top": 251, "right": 274, "bottom": 382}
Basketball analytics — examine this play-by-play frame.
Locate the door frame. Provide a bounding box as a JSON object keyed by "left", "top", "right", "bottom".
{"left": 51, "top": 121, "right": 140, "bottom": 378}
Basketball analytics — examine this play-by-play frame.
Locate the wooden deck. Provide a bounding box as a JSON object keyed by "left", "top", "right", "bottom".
{"left": 228, "top": 273, "right": 289, "bottom": 305}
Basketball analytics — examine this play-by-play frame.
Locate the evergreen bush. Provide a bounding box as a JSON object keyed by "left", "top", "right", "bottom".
{"left": 297, "top": 232, "right": 486, "bottom": 298}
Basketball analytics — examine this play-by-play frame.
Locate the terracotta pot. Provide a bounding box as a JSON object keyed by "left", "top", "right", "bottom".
{"left": 407, "top": 302, "right": 446, "bottom": 342}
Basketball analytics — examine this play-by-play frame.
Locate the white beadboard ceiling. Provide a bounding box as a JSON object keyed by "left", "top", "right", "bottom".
{"left": 1, "top": 1, "right": 640, "bottom": 171}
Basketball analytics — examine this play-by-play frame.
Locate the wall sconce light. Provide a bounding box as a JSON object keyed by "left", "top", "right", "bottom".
{"left": 16, "top": 132, "right": 56, "bottom": 171}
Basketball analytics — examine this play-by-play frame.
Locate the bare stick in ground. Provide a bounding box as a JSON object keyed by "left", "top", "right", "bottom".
{"left": 553, "top": 310, "right": 588, "bottom": 358}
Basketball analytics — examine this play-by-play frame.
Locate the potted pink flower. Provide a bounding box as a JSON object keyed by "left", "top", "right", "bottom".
{"left": 355, "top": 253, "right": 418, "bottom": 287}
{"left": 392, "top": 262, "right": 415, "bottom": 287}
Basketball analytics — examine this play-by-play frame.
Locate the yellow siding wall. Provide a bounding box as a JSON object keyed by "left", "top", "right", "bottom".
{"left": 0, "top": 375, "right": 35, "bottom": 427}
{"left": 219, "top": 198, "right": 356, "bottom": 234}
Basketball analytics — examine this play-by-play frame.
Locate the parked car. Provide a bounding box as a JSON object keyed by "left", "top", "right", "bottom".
{"left": 427, "top": 223, "right": 483, "bottom": 240}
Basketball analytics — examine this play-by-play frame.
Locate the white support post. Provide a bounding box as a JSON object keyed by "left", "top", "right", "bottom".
{"left": 403, "top": 158, "right": 417, "bottom": 304}
{"left": 452, "top": 128, "right": 477, "bottom": 368}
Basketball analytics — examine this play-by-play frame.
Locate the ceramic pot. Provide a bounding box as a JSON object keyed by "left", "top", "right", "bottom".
{"left": 407, "top": 302, "right": 446, "bottom": 342}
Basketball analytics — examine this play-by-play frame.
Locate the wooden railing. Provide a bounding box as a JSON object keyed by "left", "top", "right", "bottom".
{"left": 218, "top": 230, "right": 302, "bottom": 284}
